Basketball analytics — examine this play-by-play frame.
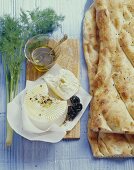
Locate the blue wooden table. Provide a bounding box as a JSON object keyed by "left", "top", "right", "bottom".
{"left": 0, "top": 0, "right": 134, "bottom": 170}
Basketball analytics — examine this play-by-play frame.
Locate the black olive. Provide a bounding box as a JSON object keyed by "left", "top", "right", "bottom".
{"left": 70, "top": 95, "right": 80, "bottom": 105}
{"left": 66, "top": 106, "right": 78, "bottom": 121}
{"left": 74, "top": 103, "right": 83, "bottom": 112}
{"left": 67, "top": 106, "right": 73, "bottom": 114}
{"left": 68, "top": 106, "right": 77, "bottom": 115}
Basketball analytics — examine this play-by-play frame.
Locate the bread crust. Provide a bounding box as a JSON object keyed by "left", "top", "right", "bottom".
{"left": 83, "top": 0, "right": 134, "bottom": 157}
{"left": 90, "top": 1, "right": 134, "bottom": 134}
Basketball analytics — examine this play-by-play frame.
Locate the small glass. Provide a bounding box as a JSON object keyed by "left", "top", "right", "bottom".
{"left": 24, "top": 34, "right": 61, "bottom": 72}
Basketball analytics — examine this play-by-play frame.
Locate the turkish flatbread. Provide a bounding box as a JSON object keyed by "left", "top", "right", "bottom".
{"left": 83, "top": 0, "right": 134, "bottom": 157}
{"left": 84, "top": 0, "right": 134, "bottom": 134}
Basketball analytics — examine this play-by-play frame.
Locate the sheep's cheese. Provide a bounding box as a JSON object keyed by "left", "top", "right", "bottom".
{"left": 24, "top": 83, "right": 67, "bottom": 131}
{"left": 44, "top": 69, "right": 80, "bottom": 100}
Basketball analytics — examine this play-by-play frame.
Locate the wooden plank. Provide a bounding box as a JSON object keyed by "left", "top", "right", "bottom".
{"left": 26, "top": 39, "right": 80, "bottom": 139}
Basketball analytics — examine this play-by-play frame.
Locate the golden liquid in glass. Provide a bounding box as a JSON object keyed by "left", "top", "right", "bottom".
{"left": 31, "top": 46, "right": 55, "bottom": 72}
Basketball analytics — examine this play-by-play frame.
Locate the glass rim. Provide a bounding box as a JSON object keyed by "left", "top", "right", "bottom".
{"left": 24, "top": 34, "right": 59, "bottom": 62}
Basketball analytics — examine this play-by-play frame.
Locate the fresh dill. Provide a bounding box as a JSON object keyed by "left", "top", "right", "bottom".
{"left": 0, "top": 8, "right": 64, "bottom": 146}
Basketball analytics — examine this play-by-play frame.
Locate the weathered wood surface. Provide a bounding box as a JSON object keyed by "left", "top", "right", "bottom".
{"left": 26, "top": 39, "right": 80, "bottom": 139}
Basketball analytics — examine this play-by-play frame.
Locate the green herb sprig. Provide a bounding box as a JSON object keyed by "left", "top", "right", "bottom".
{"left": 20, "top": 8, "right": 64, "bottom": 37}
{"left": 0, "top": 8, "right": 64, "bottom": 146}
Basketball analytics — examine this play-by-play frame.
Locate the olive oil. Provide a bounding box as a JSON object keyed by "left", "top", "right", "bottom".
{"left": 24, "top": 34, "right": 61, "bottom": 72}
{"left": 31, "top": 46, "right": 55, "bottom": 72}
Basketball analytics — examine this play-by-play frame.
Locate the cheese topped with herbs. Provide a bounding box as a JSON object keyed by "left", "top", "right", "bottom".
{"left": 44, "top": 69, "right": 80, "bottom": 100}
{"left": 24, "top": 83, "right": 67, "bottom": 130}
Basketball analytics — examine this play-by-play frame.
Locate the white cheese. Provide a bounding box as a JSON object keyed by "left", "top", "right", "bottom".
{"left": 44, "top": 69, "right": 80, "bottom": 100}
{"left": 24, "top": 83, "right": 67, "bottom": 131}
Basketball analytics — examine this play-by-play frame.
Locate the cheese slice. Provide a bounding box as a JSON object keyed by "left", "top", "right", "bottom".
{"left": 24, "top": 83, "right": 67, "bottom": 131}
{"left": 44, "top": 69, "right": 80, "bottom": 100}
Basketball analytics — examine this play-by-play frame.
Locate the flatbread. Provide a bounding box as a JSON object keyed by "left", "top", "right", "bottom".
{"left": 83, "top": 5, "right": 99, "bottom": 95}
{"left": 86, "top": 0, "right": 134, "bottom": 134}
{"left": 89, "top": 118, "right": 134, "bottom": 157}
{"left": 119, "top": 29, "right": 134, "bottom": 66}
{"left": 83, "top": 0, "right": 134, "bottom": 157}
